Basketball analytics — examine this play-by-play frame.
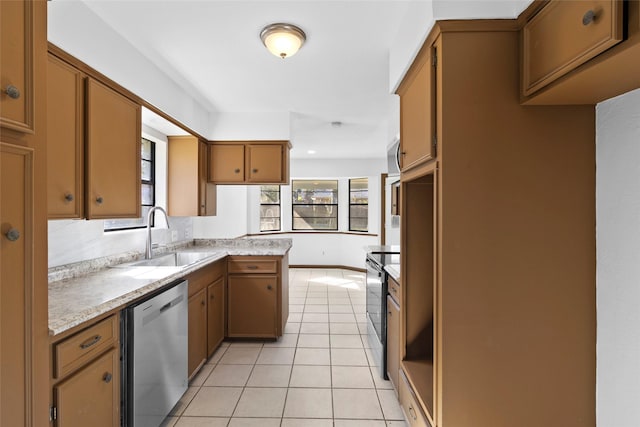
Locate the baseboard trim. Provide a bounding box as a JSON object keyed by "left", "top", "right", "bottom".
{"left": 290, "top": 264, "right": 366, "bottom": 273}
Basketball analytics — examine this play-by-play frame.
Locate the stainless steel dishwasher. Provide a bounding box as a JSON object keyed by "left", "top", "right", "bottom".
{"left": 121, "top": 280, "right": 188, "bottom": 427}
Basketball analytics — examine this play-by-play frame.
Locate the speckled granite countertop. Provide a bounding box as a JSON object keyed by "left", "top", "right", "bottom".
{"left": 48, "top": 238, "right": 292, "bottom": 336}
{"left": 384, "top": 263, "right": 400, "bottom": 282}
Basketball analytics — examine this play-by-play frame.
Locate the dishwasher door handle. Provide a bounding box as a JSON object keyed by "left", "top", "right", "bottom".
{"left": 160, "top": 302, "right": 172, "bottom": 312}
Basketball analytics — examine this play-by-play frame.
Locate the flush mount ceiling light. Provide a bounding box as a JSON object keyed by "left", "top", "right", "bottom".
{"left": 260, "top": 23, "right": 306, "bottom": 59}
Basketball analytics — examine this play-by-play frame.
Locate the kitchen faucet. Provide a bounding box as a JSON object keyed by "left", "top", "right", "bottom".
{"left": 146, "top": 206, "right": 170, "bottom": 259}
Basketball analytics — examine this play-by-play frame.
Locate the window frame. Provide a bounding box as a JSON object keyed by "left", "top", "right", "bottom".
{"left": 104, "top": 138, "right": 156, "bottom": 231}
{"left": 259, "top": 185, "right": 282, "bottom": 232}
{"left": 291, "top": 179, "right": 339, "bottom": 231}
{"left": 348, "top": 177, "right": 369, "bottom": 232}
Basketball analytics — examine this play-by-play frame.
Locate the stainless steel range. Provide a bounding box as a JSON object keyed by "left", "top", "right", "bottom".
{"left": 366, "top": 249, "right": 399, "bottom": 379}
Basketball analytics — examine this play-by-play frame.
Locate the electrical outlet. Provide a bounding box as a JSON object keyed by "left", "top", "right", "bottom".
{"left": 184, "top": 228, "right": 191, "bottom": 240}
{"left": 171, "top": 230, "right": 178, "bottom": 242}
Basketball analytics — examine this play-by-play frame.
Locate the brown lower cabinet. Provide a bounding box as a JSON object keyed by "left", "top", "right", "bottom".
{"left": 49, "top": 314, "right": 120, "bottom": 427}
{"left": 386, "top": 293, "right": 400, "bottom": 393}
{"left": 186, "top": 259, "right": 226, "bottom": 378}
{"left": 226, "top": 255, "right": 288, "bottom": 339}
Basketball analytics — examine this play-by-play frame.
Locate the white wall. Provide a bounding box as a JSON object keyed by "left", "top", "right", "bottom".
{"left": 209, "top": 112, "right": 290, "bottom": 140}
{"left": 596, "top": 88, "right": 640, "bottom": 427}
{"left": 192, "top": 186, "right": 250, "bottom": 239}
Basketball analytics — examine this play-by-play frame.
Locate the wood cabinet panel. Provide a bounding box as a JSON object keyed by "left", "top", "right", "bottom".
{"left": 53, "top": 315, "right": 118, "bottom": 379}
{"left": 398, "top": 369, "right": 431, "bottom": 427}
{"left": 54, "top": 348, "right": 120, "bottom": 427}
{"left": 227, "top": 275, "right": 278, "bottom": 338}
{"left": 208, "top": 141, "right": 290, "bottom": 184}
{"left": 47, "top": 54, "right": 84, "bottom": 218}
{"left": 188, "top": 289, "right": 207, "bottom": 378}
{"left": 0, "top": 0, "right": 34, "bottom": 133}
{"left": 228, "top": 257, "right": 278, "bottom": 274}
{"left": 247, "top": 144, "right": 283, "bottom": 182}
{"left": 207, "top": 277, "right": 225, "bottom": 356}
{"left": 85, "top": 78, "right": 141, "bottom": 219}
{"left": 0, "top": 143, "right": 33, "bottom": 427}
{"left": 397, "top": 48, "right": 435, "bottom": 172}
{"left": 209, "top": 144, "right": 245, "bottom": 182}
{"left": 168, "top": 136, "right": 216, "bottom": 216}
{"left": 386, "top": 295, "right": 400, "bottom": 394}
{"left": 523, "top": 0, "right": 623, "bottom": 96}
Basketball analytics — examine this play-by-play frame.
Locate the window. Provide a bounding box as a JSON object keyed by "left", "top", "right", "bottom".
{"left": 292, "top": 180, "right": 338, "bottom": 230}
{"left": 260, "top": 185, "right": 281, "bottom": 231}
{"left": 349, "top": 178, "right": 368, "bottom": 232}
{"left": 104, "top": 138, "right": 155, "bottom": 231}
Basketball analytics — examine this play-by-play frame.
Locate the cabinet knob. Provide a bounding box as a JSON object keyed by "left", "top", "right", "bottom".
{"left": 267, "top": 285, "right": 273, "bottom": 290}
{"left": 5, "top": 228, "right": 20, "bottom": 242}
{"left": 95, "top": 196, "right": 103, "bottom": 205}
{"left": 3, "top": 85, "right": 20, "bottom": 99}
{"left": 582, "top": 9, "right": 596, "bottom": 26}
{"left": 252, "top": 168, "right": 258, "bottom": 173}
{"left": 234, "top": 168, "right": 241, "bottom": 173}
{"left": 388, "top": 311, "right": 392, "bottom": 316}
{"left": 201, "top": 300, "right": 205, "bottom": 306}
{"left": 64, "top": 193, "right": 74, "bottom": 202}
{"left": 103, "top": 372, "right": 113, "bottom": 383}
{"left": 210, "top": 294, "right": 214, "bottom": 299}
{"left": 401, "top": 151, "right": 407, "bottom": 156}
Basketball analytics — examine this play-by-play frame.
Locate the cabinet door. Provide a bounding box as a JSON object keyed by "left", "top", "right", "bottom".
{"left": 199, "top": 141, "right": 216, "bottom": 216}
{"left": 208, "top": 144, "right": 245, "bottom": 182}
{"left": 0, "top": 0, "right": 34, "bottom": 133}
{"left": 85, "top": 78, "right": 141, "bottom": 219}
{"left": 247, "top": 144, "right": 282, "bottom": 183}
{"left": 398, "top": 47, "right": 435, "bottom": 172}
{"left": 207, "top": 277, "right": 225, "bottom": 356}
{"left": 47, "top": 55, "right": 84, "bottom": 219}
{"left": 387, "top": 295, "right": 400, "bottom": 393}
{"left": 228, "top": 275, "right": 277, "bottom": 338}
{"left": 1, "top": 143, "right": 33, "bottom": 427}
{"left": 54, "top": 348, "right": 120, "bottom": 427}
{"left": 188, "top": 289, "right": 207, "bottom": 378}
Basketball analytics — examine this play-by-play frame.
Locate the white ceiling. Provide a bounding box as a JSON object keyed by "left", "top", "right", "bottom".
{"left": 51, "top": 1, "right": 532, "bottom": 159}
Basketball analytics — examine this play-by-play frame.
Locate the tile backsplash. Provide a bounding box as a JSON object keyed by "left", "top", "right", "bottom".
{"left": 48, "top": 217, "right": 193, "bottom": 268}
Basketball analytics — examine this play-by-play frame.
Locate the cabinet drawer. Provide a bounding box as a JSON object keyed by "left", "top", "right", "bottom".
{"left": 186, "top": 259, "right": 225, "bottom": 297}
{"left": 228, "top": 257, "right": 278, "bottom": 274}
{"left": 523, "top": 0, "right": 623, "bottom": 95}
{"left": 399, "top": 369, "right": 431, "bottom": 427}
{"left": 388, "top": 275, "right": 401, "bottom": 306}
{"left": 54, "top": 315, "right": 118, "bottom": 379}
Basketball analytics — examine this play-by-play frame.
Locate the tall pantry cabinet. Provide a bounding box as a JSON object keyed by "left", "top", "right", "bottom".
{"left": 0, "top": 1, "right": 50, "bottom": 426}
{"left": 397, "top": 21, "right": 596, "bottom": 427}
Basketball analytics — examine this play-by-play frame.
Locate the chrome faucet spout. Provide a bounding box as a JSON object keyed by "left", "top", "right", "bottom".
{"left": 146, "top": 206, "right": 170, "bottom": 259}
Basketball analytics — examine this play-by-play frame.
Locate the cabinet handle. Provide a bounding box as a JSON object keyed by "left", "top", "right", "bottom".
{"left": 5, "top": 228, "right": 20, "bottom": 242}
{"left": 95, "top": 196, "right": 104, "bottom": 205}
{"left": 388, "top": 310, "right": 392, "bottom": 316}
{"left": 3, "top": 85, "right": 20, "bottom": 99}
{"left": 401, "top": 151, "right": 407, "bottom": 156}
{"left": 247, "top": 265, "right": 258, "bottom": 270}
{"left": 267, "top": 285, "right": 273, "bottom": 290}
{"left": 582, "top": 9, "right": 596, "bottom": 26}
{"left": 210, "top": 294, "right": 214, "bottom": 299}
{"left": 252, "top": 168, "right": 258, "bottom": 173}
{"left": 234, "top": 168, "right": 241, "bottom": 173}
{"left": 201, "top": 300, "right": 205, "bottom": 306}
{"left": 408, "top": 405, "right": 417, "bottom": 420}
{"left": 79, "top": 334, "right": 102, "bottom": 349}
{"left": 103, "top": 372, "right": 113, "bottom": 383}
{"left": 64, "top": 193, "right": 74, "bottom": 202}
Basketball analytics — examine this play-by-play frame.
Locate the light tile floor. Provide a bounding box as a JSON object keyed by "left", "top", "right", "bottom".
{"left": 162, "top": 268, "right": 408, "bottom": 427}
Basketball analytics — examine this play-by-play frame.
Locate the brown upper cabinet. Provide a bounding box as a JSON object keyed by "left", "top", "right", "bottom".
{"left": 47, "top": 54, "right": 84, "bottom": 218}
{"left": 86, "top": 79, "right": 141, "bottom": 219}
{"left": 208, "top": 141, "right": 291, "bottom": 184}
{"left": 396, "top": 48, "right": 436, "bottom": 173}
{"left": 168, "top": 135, "right": 216, "bottom": 216}
{"left": 46, "top": 51, "right": 142, "bottom": 220}
{"left": 0, "top": 0, "right": 35, "bottom": 134}
{"left": 521, "top": 0, "right": 640, "bottom": 104}
{"left": 523, "top": 0, "right": 623, "bottom": 96}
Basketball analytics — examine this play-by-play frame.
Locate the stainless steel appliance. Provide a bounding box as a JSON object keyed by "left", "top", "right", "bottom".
{"left": 121, "top": 280, "right": 188, "bottom": 427}
{"left": 366, "top": 250, "right": 399, "bottom": 379}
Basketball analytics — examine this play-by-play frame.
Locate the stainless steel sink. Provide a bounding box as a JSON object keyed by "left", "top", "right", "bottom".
{"left": 113, "top": 251, "right": 216, "bottom": 268}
